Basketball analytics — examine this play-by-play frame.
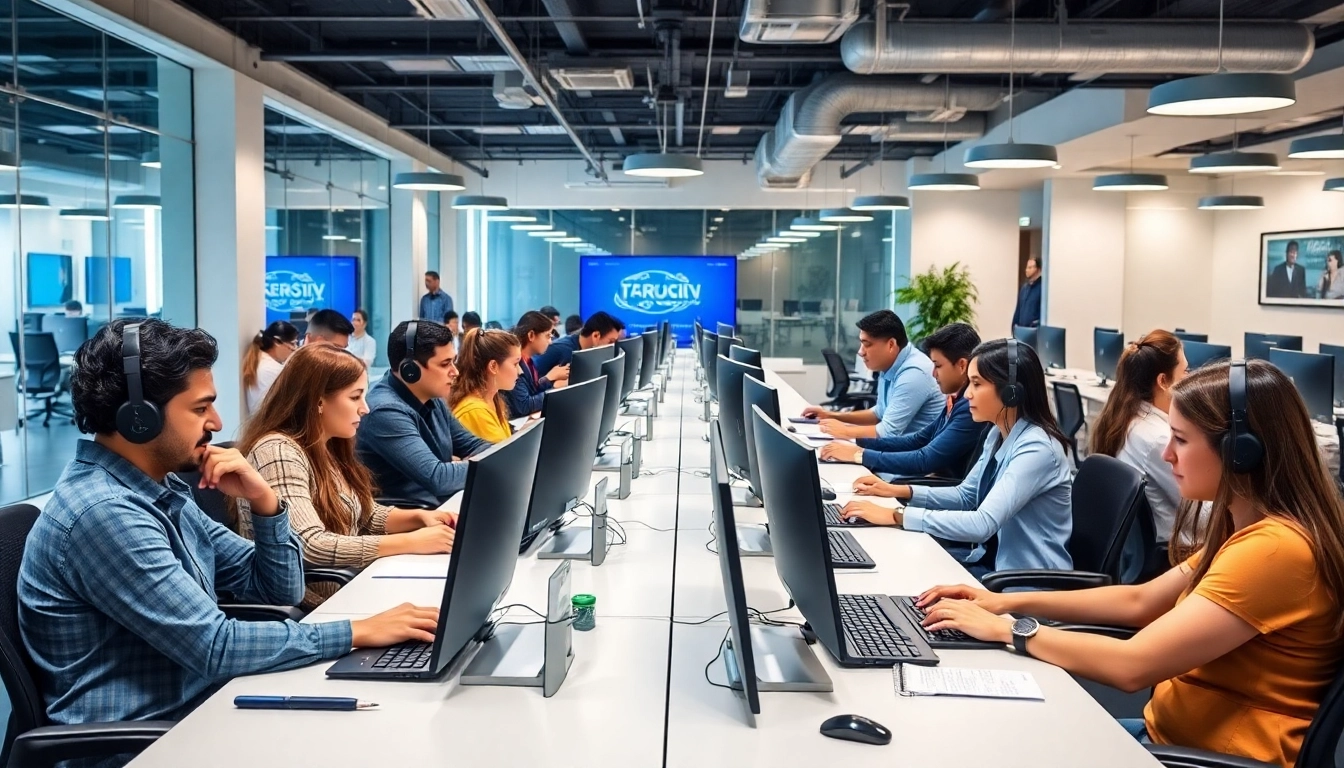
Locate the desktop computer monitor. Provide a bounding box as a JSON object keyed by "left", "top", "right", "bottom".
{"left": 616, "top": 336, "right": 643, "bottom": 402}
{"left": 520, "top": 379, "right": 605, "bottom": 549}
{"left": 743, "top": 375, "right": 780, "bottom": 503}
{"left": 708, "top": 420, "right": 761, "bottom": 722}
{"left": 782, "top": 300, "right": 800, "bottom": 317}
{"left": 694, "top": 321, "right": 703, "bottom": 350}
{"left": 596, "top": 352, "right": 626, "bottom": 450}
{"left": 569, "top": 345, "right": 615, "bottom": 385}
{"left": 1184, "top": 341, "right": 1233, "bottom": 370}
{"left": 1013, "top": 325, "right": 1039, "bottom": 350}
{"left": 701, "top": 334, "right": 721, "bottom": 401}
{"left": 738, "top": 298, "right": 764, "bottom": 311}
{"left": 717, "top": 334, "right": 741, "bottom": 362}
{"left": 729, "top": 345, "right": 762, "bottom": 369}
{"left": 638, "top": 330, "right": 658, "bottom": 389}
{"left": 716, "top": 356, "right": 766, "bottom": 485}
{"left": 717, "top": 322, "right": 735, "bottom": 337}
{"left": 1094, "top": 328, "right": 1125, "bottom": 384}
{"left": 1037, "top": 326, "right": 1066, "bottom": 369}
{"left": 1245, "top": 332, "right": 1303, "bottom": 361}
{"left": 1269, "top": 349, "right": 1335, "bottom": 424}
{"left": 45, "top": 315, "right": 88, "bottom": 354}
{"left": 1321, "top": 344, "right": 1344, "bottom": 407}
{"left": 1173, "top": 331, "right": 1208, "bottom": 344}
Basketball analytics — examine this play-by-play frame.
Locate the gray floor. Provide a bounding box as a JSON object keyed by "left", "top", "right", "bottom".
{"left": 0, "top": 420, "right": 81, "bottom": 506}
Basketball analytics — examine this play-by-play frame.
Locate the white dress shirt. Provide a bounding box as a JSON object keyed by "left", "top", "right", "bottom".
{"left": 247, "top": 354, "right": 285, "bottom": 414}
{"left": 1116, "top": 402, "right": 1180, "bottom": 543}
{"left": 347, "top": 333, "right": 377, "bottom": 368}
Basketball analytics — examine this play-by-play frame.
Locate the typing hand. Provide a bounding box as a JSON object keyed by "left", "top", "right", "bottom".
{"left": 199, "top": 446, "right": 278, "bottom": 516}
{"left": 350, "top": 604, "right": 440, "bottom": 647}
{"left": 852, "top": 477, "right": 899, "bottom": 498}
{"left": 819, "top": 441, "right": 862, "bottom": 464}
{"left": 818, "top": 419, "right": 856, "bottom": 438}
{"left": 416, "top": 509, "right": 457, "bottom": 529}
{"left": 800, "top": 405, "right": 829, "bottom": 419}
{"left": 406, "top": 523, "right": 455, "bottom": 554}
{"left": 916, "top": 584, "right": 1007, "bottom": 615}
{"left": 920, "top": 599, "right": 1013, "bottom": 644}
{"left": 840, "top": 500, "right": 899, "bottom": 527}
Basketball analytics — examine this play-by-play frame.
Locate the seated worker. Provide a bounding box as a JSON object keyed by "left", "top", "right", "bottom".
{"left": 460, "top": 311, "right": 482, "bottom": 336}
{"left": 243, "top": 320, "right": 300, "bottom": 413}
{"left": 820, "top": 322, "right": 983, "bottom": 479}
{"left": 449, "top": 328, "right": 522, "bottom": 443}
{"left": 563, "top": 314, "right": 582, "bottom": 335}
{"left": 17, "top": 320, "right": 438, "bottom": 742}
{"left": 443, "top": 309, "right": 460, "bottom": 340}
{"left": 508, "top": 310, "right": 568, "bottom": 418}
{"left": 235, "top": 343, "right": 458, "bottom": 608}
{"left": 801, "top": 310, "right": 944, "bottom": 440}
{"left": 356, "top": 320, "right": 491, "bottom": 508}
{"left": 918, "top": 360, "right": 1344, "bottom": 768}
{"left": 305, "top": 308, "right": 354, "bottom": 349}
{"left": 840, "top": 338, "right": 1073, "bottom": 576}
{"left": 533, "top": 310, "right": 624, "bottom": 378}
{"left": 540, "top": 305, "right": 562, "bottom": 339}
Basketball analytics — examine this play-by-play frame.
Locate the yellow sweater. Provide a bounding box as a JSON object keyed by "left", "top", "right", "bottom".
{"left": 452, "top": 395, "right": 513, "bottom": 443}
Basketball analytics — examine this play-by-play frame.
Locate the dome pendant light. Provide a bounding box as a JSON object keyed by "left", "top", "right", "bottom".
{"left": 1094, "top": 136, "right": 1169, "bottom": 191}
{"left": 1324, "top": 178, "right": 1344, "bottom": 192}
{"left": 963, "top": 6, "right": 1058, "bottom": 170}
{"left": 1199, "top": 177, "right": 1264, "bottom": 210}
{"left": 1288, "top": 115, "right": 1344, "bottom": 160}
{"left": 398, "top": 62, "right": 469, "bottom": 191}
{"left": 911, "top": 80, "right": 980, "bottom": 191}
{"left": 1190, "top": 122, "right": 1279, "bottom": 174}
{"left": 622, "top": 102, "right": 705, "bottom": 178}
{"left": 851, "top": 127, "right": 910, "bottom": 210}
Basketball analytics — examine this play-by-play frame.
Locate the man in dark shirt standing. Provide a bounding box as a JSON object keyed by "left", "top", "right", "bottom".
{"left": 1011, "top": 256, "right": 1043, "bottom": 330}
{"left": 533, "top": 311, "right": 625, "bottom": 378}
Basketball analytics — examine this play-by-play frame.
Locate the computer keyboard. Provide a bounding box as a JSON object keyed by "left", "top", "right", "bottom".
{"left": 823, "top": 502, "right": 873, "bottom": 528}
{"left": 827, "top": 530, "right": 875, "bottom": 568}
{"left": 837, "top": 594, "right": 936, "bottom": 664}
{"left": 892, "top": 596, "right": 992, "bottom": 648}
{"left": 371, "top": 641, "right": 434, "bottom": 670}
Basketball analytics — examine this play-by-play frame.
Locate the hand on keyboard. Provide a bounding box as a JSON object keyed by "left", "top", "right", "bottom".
{"left": 840, "top": 500, "right": 898, "bottom": 527}
{"left": 351, "top": 603, "right": 441, "bottom": 648}
{"left": 916, "top": 584, "right": 1009, "bottom": 616}
{"left": 919, "top": 597, "right": 1013, "bottom": 645}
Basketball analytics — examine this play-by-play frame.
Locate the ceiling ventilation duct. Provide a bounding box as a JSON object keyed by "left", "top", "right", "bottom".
{"left": 841, "top": 21, "right": 1313, "bottom": 75}
{"left": 549, "top": 67, "right": 635, "bottom": 91}
{"left": 739, "top": 0, "right": 860, "bottom": 44}
{"left": 754, "top": 74, "right": 1003, "bottom": 189}
{"left": 493, "top": 72, "right": 542, "bottom": 110}
{"left": 845, "top": 114, "right": 985, "bottom": 142}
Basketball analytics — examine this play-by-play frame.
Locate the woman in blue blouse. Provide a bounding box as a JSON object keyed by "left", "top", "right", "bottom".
{"left": 841, "top": 338, "right": 1073, "bottom": 577}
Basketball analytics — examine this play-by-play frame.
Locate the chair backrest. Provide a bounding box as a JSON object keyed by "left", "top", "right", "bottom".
{"left": 8, "top": 332, "right": 63, "bottom": 391}
{"left": 1068, "top": 455, "right": 1146, "bottom": 580}
{"left": 956, "top": 422, "right": 994, "bottom": 479}
{"left": 820, "top": 348, "right": 851, "bottom": 400}
{"left": 1052, "top": 382, "right": 1086, "bottom": 439}
{"left": 1295, "top": 657, "right": 1344, "bottom": 767}
{"left": 0, "top": 503, "right": 56, "bottom": 753}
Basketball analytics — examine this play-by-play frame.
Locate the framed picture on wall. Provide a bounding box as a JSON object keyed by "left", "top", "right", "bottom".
{"left": 1259, "top": 228, "right": 1344, "bottom": 308}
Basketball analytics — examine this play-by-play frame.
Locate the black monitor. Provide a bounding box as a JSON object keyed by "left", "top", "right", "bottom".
{"left": 717, "top": 322, "right": 735, "bottom": 337}
{"left": 1184, "top": 341, "right": 1233, "bottom": 370}
{"left": 694, "top": 321, "right": 703, "bottom": 350}
{"left": 700, "top": 334, "right": 721, "bottom": 401}
{"left": 596, "top": 351, "right": 625, "bottom": 450}
{"left": 1094, "top": 328, "right": 1124, "bottom": 384}
{"left": 638, "top": 330, "right": 658, "bottom": 389}
{"left": 716, "top": 355, "right": 765, "bottom": 484}
{"left": 569, "top": 344, "right": 615, "bottom": 385}
{"left": 616, "top": 336, "right": 642, "bottom": 402}
{"left": 1012, "top": 325, "right": 1039, "bottom": 350}
{"left": 800, "top": 300, "right": 822, "bottom": 314}
{"left": 1321, "top": 343, "right": 1344, "bottom": 407}
{"left": 717, "top": 334, "right": 741, "bottom": 362}
{"left": 738, "top": 299, "right": 763, "bottom": 311}
{"left": 1270, "top": 349, "right": 1335, "bottom": 424}
{"left": 1173, "top": 331, "right": 1208, "bottom": 343}
{"left": 521, "top": 379, "right": 605, "bottom": 548}
{"left": 662, "top": 320, "right": 673, "bottom": 356}
{"left": 743, "top": 374, "right": 780, "bottom": 502}
{"left": 782, "top": 300, "right": 800, "bottom": 317}
{"left": 1245, "top": 332, "right": 1303, "bottom": 361}
{"left": 708, "top": 420, "right": 761, "bottom": 722}
{"left": 729, "top": 345, "right": 762, "bottom": 368}
{"left": 45, "top": 315, "right": 88, "bottom": 354}
{"left": 1037, "top": 325, "right": 1066, "bottom": 369}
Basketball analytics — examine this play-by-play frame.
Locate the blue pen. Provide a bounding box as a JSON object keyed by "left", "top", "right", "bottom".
{"left": 234, "top": 696, "right": 378, "bottom": 711}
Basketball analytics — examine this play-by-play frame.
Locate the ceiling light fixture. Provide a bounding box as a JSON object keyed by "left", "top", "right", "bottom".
{"left": 851, "top": 194, "right": 910, "bottom": 210}
{"left": 1094, "top": 136, "right": 1169, "bottom": 191}
{"left": 529, "top": 229, "right": 566, "bottom": 237}
{"left": 1188, "top": 150, "right": 1279, "bottom": 174}
{"left": 512, "top": 223, "right": 552, "bottom": 231}
{"left": 60, "top": 208, "right": 110, "bottom": 220}
{"left": 1288, "top": 115, "right": 1344, "bottom": 159}
{"left": 1198, "top": 194, "right": 1265, "bottom": 210}
{"left": 819, "top": 208, "right": 874, "bottom": 222}
{"left": 141, "top": 151, "right": 160, "bottom": 169}
{"left": 488, "top": 213, "right": 537, "bottom": 222}
{"left": 963, "top": 7, "right": 1058, "bottom": 170}
{"left": 908, "top": 173, "right": 981, "bottom": 191}
{"left": 622, "top": 152, "right": 704, "bottom": 178}
{"left": 112, "top": 195, "right": 161, "bottom": 209}
{"left": 451, "top": 194, "right": 510, "bottom": 210}
{"left": 783, "top": 230, "right": 821, "bottom": 238}
{"left": 1324, "top": 178, "right": 1344, "bottom": 192}
{"left": 394, "top": 171, "right": 466, "bottom": 191}
{"left": 790, "top": 216, "right": 839, "bottom": 231}
{"left": 0, "top": 150, "right": 18, "bottom": 171}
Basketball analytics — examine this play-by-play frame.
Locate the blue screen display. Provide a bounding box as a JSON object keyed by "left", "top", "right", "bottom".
{"left": 85, "top": 257, "right": 134, "bottom": 305}
{"left": 579, "top": 256, "right": 736, "bottom": 346}
{"left": 26, "top": 253, "right": 73, "bottom": 307}
{"left": 264, "top": 256, "right": 360, "bottom": 324}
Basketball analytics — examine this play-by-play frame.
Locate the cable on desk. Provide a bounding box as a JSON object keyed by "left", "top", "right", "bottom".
{"left": 619, "top": 520, "right": 677, "bottom": 533}
{"left": 703, "top": 628, "right": 733, "bottom": 691}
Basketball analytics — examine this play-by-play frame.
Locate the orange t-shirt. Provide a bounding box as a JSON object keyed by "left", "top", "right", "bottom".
{"left": 1145, "top": 518, "right": 1344, "bottom": 767}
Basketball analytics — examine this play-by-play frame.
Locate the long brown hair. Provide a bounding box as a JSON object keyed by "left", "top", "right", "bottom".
{"left": 235, "top": 344, "right": 377, "bottom": 534}
{"left": 241, "top": 321, "right": 299, "bottom": 390}
{"left": 449, "top": 327, "right": 520, "bottom": 424}
{"left": 1169, "top": 360, "right": 1344, "bottom": 628}
{"left": 1089, "top": 329, "right": 1183, "bottom": 457}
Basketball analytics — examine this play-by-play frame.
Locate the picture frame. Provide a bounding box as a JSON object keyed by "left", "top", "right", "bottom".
{"left": 1259, "top": 228, "right": 1344, "bottom": 308}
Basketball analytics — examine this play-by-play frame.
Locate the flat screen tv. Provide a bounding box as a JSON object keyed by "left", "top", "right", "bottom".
{"left": 26, "top": 253, "right": 73, "bottom": 308}
{"left": 264, "top": 256, "right": 360, "bottom": 324}
{"left": 579, "top": 255, "right": 736, "bottom": 347}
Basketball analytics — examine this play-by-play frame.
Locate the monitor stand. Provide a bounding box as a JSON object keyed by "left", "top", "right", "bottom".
{"left": 461, "top": 561, "right": 574, "bottom": 698}
{"left": 728, "top": 474, "right": 762, "bottom": 508}
{"left": 725, "top": 625, "right": 833, "bottom": 693}
{"left": 734, "top": 524, "right": 773, "bottom": 557}
{"left": 537, "top": 478, "right": 609, "bottom": 565}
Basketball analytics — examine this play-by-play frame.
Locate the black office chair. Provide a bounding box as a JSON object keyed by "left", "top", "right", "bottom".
{"left": 819, "top": 348, "right": 877, "bottom": 412}
{"left": 1052, "top": 381, "right": 1086, "bottom": 463}
{"left": 0, "top": 503, "right": 175, "bottom": 767}
{"left": 982, "top": 455, "right": 1146, "bottom": 593}
{"left": 8, "top": 333, "right": 74, "bottom": 427}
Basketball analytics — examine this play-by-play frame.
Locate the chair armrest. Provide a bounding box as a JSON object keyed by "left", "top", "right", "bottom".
{"left": 981, "top": 569, "right": 1113, "bottom": 593}
{"left": 1144, "top": 744, "right": 1277, "bottom": 768}
{"left": 220, "top": 603, "right": 305, "bottom": 622}
{"left": 374, "top": 497, "right": 434, "bottom": 509}
{"left": 305, "top": 567, "right": 358, "bottom": 587}
{"left": 884, "top": 474, "right": 962, "bottom": 488}
{"left": 9, "top": 720, "right": 175, "bottom": 766}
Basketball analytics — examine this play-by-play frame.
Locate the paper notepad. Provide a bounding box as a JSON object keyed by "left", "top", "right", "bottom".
{"left": 895, "top": 666, "right": 1044, "bottom": 701}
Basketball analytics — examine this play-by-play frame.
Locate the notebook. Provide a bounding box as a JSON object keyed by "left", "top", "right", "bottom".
{"left": 894, "top": 666, "right": 1044, "bottom": 701}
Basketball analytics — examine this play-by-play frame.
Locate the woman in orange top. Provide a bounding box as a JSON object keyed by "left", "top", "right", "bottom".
{"left": 917, "top": 359, "right": 1344, "bottom": 768}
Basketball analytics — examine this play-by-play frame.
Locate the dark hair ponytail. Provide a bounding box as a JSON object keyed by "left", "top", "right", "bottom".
{"left": 1089, "top": 330, "right": 1182, "bottom": 457}
{"left": 969, "top": 338, "right": 1069, "bottom": 450}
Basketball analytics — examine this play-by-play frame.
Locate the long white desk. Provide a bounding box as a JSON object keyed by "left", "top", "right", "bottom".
{"left": 127, "top": 350, "right": 1159, "bottom": 767}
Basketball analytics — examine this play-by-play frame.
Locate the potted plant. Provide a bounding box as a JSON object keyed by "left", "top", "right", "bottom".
{"left": 894, "top": 262, "right": 978, "bottom": 343}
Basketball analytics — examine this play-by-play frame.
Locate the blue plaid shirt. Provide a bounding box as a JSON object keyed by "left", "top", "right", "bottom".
{"left": 18, "top": 440, "right": 353, "bottom": 727}
{"left": 419, "top": 290, "right": 454, "bottom": 321}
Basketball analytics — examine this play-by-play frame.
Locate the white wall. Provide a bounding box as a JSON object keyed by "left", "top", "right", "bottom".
{"left": 1122, "top": 177, "right": 1215, "bottom": 342}
{"left": 1044, "top": 178, "right": 1128, "bottom": 368}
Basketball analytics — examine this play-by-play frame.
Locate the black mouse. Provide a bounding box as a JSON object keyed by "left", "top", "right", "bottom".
{"left": 820, "top": 714, "right": 891, "bottom": 745}
{"left": 820, "top": 487, "right": 836, "bottom": 500}
{"left": 787, "top": 426, "right": 798, "bottom": 433}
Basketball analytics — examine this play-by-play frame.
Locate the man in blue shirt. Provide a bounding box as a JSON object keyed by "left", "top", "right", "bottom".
{"left": 357, "top": 319, "right": 492, "bottom": 508}
{"left": 1011, "top": 256, "right": 1043, "bottom": 329}
{"left": 419, "top": 271, "right": 454, "bottom": 321}
{"left": 533, "top": 311, "right": 625, "bottom": 378}
{"left": 803, "top": 310, "right": 944, "bottom": 439}
{"left": 820, "top": 323, "right": 984, "bottom": 479}
{"left": 18, "top": 320, "right": 437, "bottom": 742}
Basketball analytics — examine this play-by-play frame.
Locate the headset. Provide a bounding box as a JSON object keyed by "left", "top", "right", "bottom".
{"left": 398, "top": 321, "right": 422, "bottom": 384}
{"left": 999, "top": 338, "right": 1024, "bottom": 408}
{"left": 1223, "top": 360, "right": 1264, "bottom": 474}
{"left": 115, "top": 323, "right": 164, "bottom": 444}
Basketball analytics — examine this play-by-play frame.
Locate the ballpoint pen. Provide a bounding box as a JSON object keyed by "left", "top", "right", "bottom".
{"left": 234, "top": 696, "right": 378, "bottom": 711}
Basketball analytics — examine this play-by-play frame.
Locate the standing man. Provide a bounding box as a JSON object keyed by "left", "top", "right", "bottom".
{"left": 420, "top": 271, "right": 454, "bottom": 321}
{"left": 1012, "top": 256, "right": 1043, "bottom": 330}
{"left": 1266, "top": 240, "right": 1308, "bottom": 299}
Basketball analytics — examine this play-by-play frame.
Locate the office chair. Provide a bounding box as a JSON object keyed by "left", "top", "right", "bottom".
{"left": 8, "top": 333, "right": 74, "bottom": 427}
{"left": 819, "top": 348, "right": 877, "bottom": 412}
{"left": 0, "top": 503, "right": 175, "bottom": 767}
{"left": 981, "top": 455, "right": 1146, "bottom": 593}
{"left": 1051, "top": 382, "right": 1087, "bottom": 463}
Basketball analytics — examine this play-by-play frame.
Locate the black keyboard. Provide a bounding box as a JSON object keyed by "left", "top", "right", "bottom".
{"left": 892, "top": 596, "right": 999, "bottom": 649}
{"left": 371, "top": 642, "right": 433, "bottom": 670}
{"left": 827, "top": 530, "right": 876, "bottom": 568}
{"left": 837, "top": 594, "right": 938, "bottom": 665}
{"left": 823, "top": 502, "right": 874, "bottom": 528}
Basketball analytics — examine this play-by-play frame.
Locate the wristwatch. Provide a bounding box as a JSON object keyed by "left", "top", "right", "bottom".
{"left": 1011, "top": 617, "right": 1040, "bottom": 655}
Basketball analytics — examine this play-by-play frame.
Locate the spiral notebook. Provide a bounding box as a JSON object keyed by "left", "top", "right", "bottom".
{"left": 894, "top": 665, "right": 1044, "bottom": 701}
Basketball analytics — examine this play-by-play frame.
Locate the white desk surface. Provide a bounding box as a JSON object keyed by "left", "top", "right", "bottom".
{"left": 127, "top": 351, "right": 1160, "bottom": 767}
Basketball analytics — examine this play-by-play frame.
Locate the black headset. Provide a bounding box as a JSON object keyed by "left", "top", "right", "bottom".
{"left": 999, "top": 338, "right": 1024, "bottom": 408}
{"left": 1223, "top": 360, "right": 1264, "bottom": 474}
{"left": 398, "top": 321, "right": 422, "bottom": 384}
{"left": 115, "top": 323, "right": 164, "bottom": 444}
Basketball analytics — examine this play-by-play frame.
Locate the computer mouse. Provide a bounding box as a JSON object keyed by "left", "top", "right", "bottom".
{"left": 820, "top": 714, "right": 891, "bottom": 746}
{"left": 787, "top": 425, "right": 798, "bottom": 433}
{"left": 819, "top": 487, "right": 836, "bottom": 500}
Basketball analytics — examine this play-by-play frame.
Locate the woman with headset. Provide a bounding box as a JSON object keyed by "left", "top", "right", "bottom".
{"left": 840, "top": 338, "right": 1074, "bottom": 576}
{"left": 917, "top": 360, "right": 1344, "bottom": 767}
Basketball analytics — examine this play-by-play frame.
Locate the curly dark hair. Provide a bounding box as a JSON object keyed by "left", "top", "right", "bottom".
{"left": 71, "top": 319, "right": 219, "bottom": 435}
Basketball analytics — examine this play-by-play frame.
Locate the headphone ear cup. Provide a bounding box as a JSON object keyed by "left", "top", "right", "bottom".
{"left": 1223, "top": 431, "right": 1265, "bottom": 474}
{"left": 399, "top": 359, "right": 422, "bottom": 384}
{"left": 116, "top": 401, "right": 163, "bottom": 444}
{"left": 1000, "top": 383, "right": 1023, "bottom": 408}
